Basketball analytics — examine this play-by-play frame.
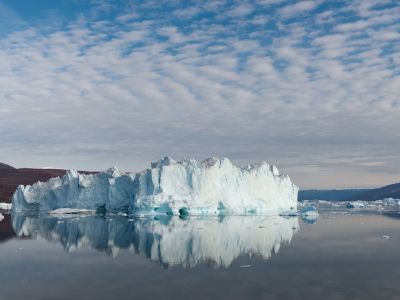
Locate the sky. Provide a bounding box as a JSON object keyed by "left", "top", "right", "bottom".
{"left": 0, "top": 0, "right": 399, "bottom": 189}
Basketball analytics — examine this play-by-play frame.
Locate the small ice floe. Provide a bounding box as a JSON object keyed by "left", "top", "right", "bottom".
{"left": 382, "top": 235, "right": 390, "bottom": 239}
{"left": 317, "top": 200, "right": 330, "bottom": 205}
{"left": 49, "top": 208, "right": 93, "bottom": 215}
{"left": 346, "top": 201, "right": 366, "bottom": 209}
{"left": 0, "top": 213, "right": 4, "bottom": 222}
{"left": 300, "top": 206, "right": 319, "bottom": 224}
{"left": 279, "top": 210, "right": 299, "bottom": 217}
{"left": 380, "top": 198, "right": 400, "bottom": 207}
{"left": 240, "top": 265, "right": 251, "bottom": 268}
{"left": 0, "top": 202, "right": 12, "bottom": 210}
{"left": 301, "top": 206, "right": 319, "bottom": 217}
{"left": 297, "top": 201, "right": 305, "bottom": 207}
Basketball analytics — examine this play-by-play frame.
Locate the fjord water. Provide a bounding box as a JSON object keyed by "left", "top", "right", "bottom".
{"left": 0, "top": 211, "right": 399, "bottom": 300}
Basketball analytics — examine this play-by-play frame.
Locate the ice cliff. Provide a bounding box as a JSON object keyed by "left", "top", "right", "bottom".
{"left": 12, "top": 215, "right": 299, "bottom": 268}
{"left": 12, "top": 157, "right": 298, "bottom": 215}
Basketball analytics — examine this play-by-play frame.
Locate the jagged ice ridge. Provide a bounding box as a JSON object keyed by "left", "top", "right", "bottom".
{"left": 12, "top": 157, "right": 298, "bottom": 215}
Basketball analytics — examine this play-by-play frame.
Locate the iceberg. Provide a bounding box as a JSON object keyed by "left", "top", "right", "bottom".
{"left": 0, "top": 202, "right": 12, "bottom": 210}
{"left": 300, "top": 206, "right": 319, "bottom": 224}
{"left": 12, "top": 214, "right": 299, "bottom": 268}
{"left": 300, "top": 206, "right": 319, "bottom": 217}
{"left": 49, "top": 208, "right": 94, "bottom": 215}
{"left": 346, "top": 201, "right": 366, "bottom": 209}
{"left": 11, "top": 157, "right": 298, "bottom": 216}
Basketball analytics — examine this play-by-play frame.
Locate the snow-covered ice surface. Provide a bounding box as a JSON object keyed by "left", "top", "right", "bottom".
{"left": 12, "top": 214, "right": 299, "bottom": 268}
{"left": 11, "top": 157, "right": 298, "bottom": 216}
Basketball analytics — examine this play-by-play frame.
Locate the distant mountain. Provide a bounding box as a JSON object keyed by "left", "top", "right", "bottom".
{"left": 0, "top": 163, "right": 16, "bottom": 170}
{"left": 0, "top": 163, "right": 95, "bottom": 203}
{"left": 299, "top": 182, "right": 400, "bottom": 201}
{"left": 298, "top": 189, "right": 371, "bottom": 201}
{"left": 346, "top": 182, "right": 400, "bottom": 201}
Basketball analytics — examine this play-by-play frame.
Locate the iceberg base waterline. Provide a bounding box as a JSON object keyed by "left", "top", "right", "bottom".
{"left": 11, "top": 157, "right": 299, "bottom": 215}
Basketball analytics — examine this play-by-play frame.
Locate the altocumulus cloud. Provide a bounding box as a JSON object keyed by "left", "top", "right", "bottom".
{"left": 0, "top": 0, "right": 399, "bottom": 188}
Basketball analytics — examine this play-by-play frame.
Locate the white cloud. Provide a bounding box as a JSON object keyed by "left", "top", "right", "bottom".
{"left": 335, "top": 20, "right": 371, "bottom": 32}
{"left": 226, "top": 3, "right": 254, "bottom": 17}
{"left": 0, "top": 0, "right": 399, "bottom": 188}
{"left": 251, "top": 15, "right": 270, "bottom": 25}
{"left": 257, "top": 0, "right": 285, "bottom": 5}
{"left": 173, "top": 6, "right": 202, "bottom": 18}
{"left": 374, "top": 30, "right": 400, "bottom": 41}
{"left": 279, "top": 0, "right": 320, "bottom": 18}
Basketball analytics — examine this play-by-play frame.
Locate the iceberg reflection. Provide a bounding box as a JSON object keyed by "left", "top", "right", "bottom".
{"left": 12, "top": 214, "right": 299, "bottom": 268}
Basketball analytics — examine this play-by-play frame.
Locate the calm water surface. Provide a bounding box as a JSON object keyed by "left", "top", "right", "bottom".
{"left": 0, "top": 210, "right": 399, "bottom": 300}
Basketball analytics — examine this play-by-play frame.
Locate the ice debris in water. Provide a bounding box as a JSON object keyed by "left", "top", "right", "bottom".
{"left": 382, "top": 235, "right": 390, "bottom": 239}
{"left": 300, "top": 206, "right": 319, "bottom": 224}
{"left": 11, "top": 157, "right": 298, "bottom": 216}
{"left": 279, "top": 210, "right": 299, "bottom": 217}
{"left": 301, "top": 206, "right": 319, "bottom": 217}
{"left": 0, "top": 203, "right": 12, "bottom": 210}
{"left": 346, "top": 201, "right": 366, "bottom": 209}
{"left": 0, "top": 213, "right": 4, "bottom": 222}
{"left": 49, "top": 208, "right": 94, "bottom": 215}
{"left": 298, "top": 198, "right": 400, "bottom": 215}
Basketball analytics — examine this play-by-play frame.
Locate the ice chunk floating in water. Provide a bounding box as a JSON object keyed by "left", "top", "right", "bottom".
{"left": 11, "top": 157, "right": 298, "bottom": 215}
{"left": 0, "top": 202, "right": 12, "bottom": 211}
{"left": 12, "top": 215, "right": 299, "bottom": 268}
{"left": 300, "top": 206, "right": 319, "bottom": 224}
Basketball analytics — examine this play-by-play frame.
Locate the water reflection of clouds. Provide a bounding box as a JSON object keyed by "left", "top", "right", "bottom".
{"left": 12, "top": 214, "right": 299, "bottom": 268}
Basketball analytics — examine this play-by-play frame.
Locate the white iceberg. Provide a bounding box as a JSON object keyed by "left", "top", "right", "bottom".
{"left": 300, "top": 206, "right": 319, "bottom": 224}
{"left": 346, "top": 201, "right": 366, "bottom": 209}
{"left": 300, "top": 206, "right": 319, "bottom": 217}
{"left": 279, "top": 210, "right": 299, "bottom": 217}
{"left": 382, "top": 198, "right": 400, "bottom": 206}
{"left": 0, "top": 202, "right": 12, "bottom": 210}
{"left": 11, "top": 157, "right": 298, "bottom": 216}
{"left": 49, "top": 208, "right": 94, "bottom": 215}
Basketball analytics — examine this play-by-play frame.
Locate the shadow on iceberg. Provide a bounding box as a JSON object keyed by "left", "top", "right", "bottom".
{"left": 12, "top": 213, "right": 299, "bottom": 268}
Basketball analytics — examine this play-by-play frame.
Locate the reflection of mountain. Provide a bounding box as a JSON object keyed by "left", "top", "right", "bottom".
{"left": 0, "top": 214, "right": 16, "bottom": 243}
{"left": 12, "top": 214, "right": 299, "bottom": 268}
